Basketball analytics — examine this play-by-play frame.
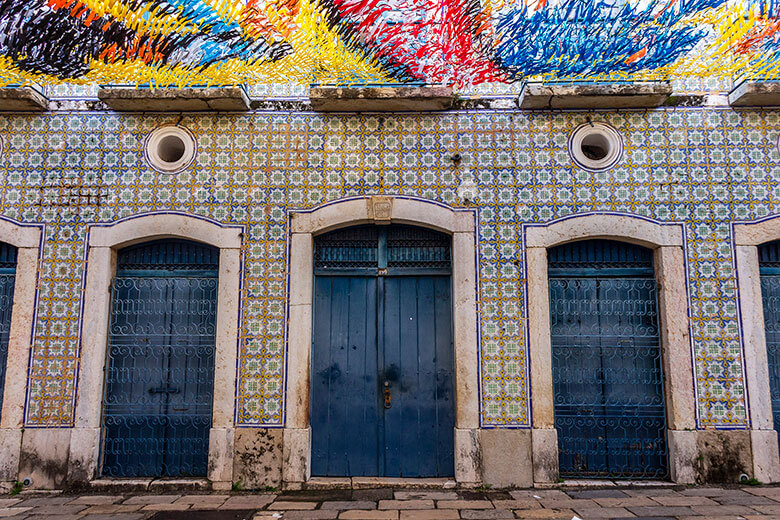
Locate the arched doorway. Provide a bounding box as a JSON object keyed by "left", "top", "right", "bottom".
{"left": 100, "top": 239, "right": 219, "bottom": 477}
{"left": 548, "top": 239, "right": 668, "bottom": 479}
{"left": 310, "top": 224, "right": 455, "bottom": 477}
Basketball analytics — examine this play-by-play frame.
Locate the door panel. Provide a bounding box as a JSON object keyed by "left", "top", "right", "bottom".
{"left": 549, "top": 239, "right": 667, "bottom": 479}
{"left": 311, "top": 225, "right": 454, "bottom": 478}
{"left": 763, "top": 275, "right": 780, "bottom": 442}
{"left": 382, "top": 276, "right": 454, "bottom": 477}
{"left": 311, "top": 276, "right": 379, "bottom": 476}
{"left": 101, "top": 240, "right": 218, "bottom": 478}
{"left": 759, "top": 241, "right": 780, "bottom": 452}
{"left": 0, "top": 242, "right": 17, "bottom": 420}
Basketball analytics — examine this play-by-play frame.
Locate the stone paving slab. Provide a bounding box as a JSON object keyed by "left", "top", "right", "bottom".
{"left": 572, "top": 506, "right": 634, "bottom": 518}
{"left": 283, "top": 511, "right": 339, "bottom": 519}
{"left": 3, "top": 485, "right": 780, "bottom": 519}
{"left": 339, "top": 511, "right": 398, "bottom": 519}
{"left": 460, "top": 509, "right": 514, "bottom": 519}
{"left": 124, "top": 495, "right": 181, "bottom": 505}
{"left": 68, "top": 495, "right": 124, "bottom": 505}
{"left": 321, "top": 501, "right": 377, "bottom": 510}
{"left": 267, "top": 501, "right": 318, "bottom": 510}
{"left": 400, "top": 510, "right": 459, "bottom": 519}
{"left": 437, "top": 500, "right": 494, "bottom": 509}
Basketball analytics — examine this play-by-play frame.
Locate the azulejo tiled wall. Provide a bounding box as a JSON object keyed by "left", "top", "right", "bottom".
{"left": 0, "top": 107, "right": 776, "bottom": 429}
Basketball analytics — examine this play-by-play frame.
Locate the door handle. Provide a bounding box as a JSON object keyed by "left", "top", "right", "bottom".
{"left": 383, "top": 381, "right": 392, "bottom": 409}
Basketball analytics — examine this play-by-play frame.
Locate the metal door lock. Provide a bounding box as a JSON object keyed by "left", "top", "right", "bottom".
{"left": 383, "top": 381, "right": 392, "bottom": 408}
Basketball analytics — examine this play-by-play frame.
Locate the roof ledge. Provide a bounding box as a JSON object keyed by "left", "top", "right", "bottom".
{"left": 97, "top": 86, "right": 251, "bottom": 112}
{"left": 0, "top": 86, "right": 49, "bottom": 111}
{"left": 309, "top": 85, "right": 454, "bottom": 112}
{"left": 729, "top": 80, "right": 780, "bottom": 107}
{"left": 519, "top": 81, "right": 672, "bottom": 109}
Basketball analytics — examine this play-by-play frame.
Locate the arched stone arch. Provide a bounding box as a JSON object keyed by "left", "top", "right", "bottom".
{"left": 524, "top": 212, "right": 696, "bottom": 484}
{"left": 68, "top": 212, "right": 243, "bottom": 488}
{"left": 283, "top": 196, "right": 479, "bottom": 485}
{"left": 733, "top": 216, "right": 780, "bottom": 483}
{"left": 0, "top": 218, "right": 43, "bottom": 484}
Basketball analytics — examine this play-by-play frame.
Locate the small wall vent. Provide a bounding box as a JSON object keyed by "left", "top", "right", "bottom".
{"left": 568, "top": 121, "right": 623, "bottom": 172}
{"left": 144, "top": 125, "right": 197, "bottom": 174}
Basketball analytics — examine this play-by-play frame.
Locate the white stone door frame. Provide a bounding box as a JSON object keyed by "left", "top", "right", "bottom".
{"left": 283, "top": 196, "right": 480, "bottom": 485}
{"left": 524, "top": 213, "right": 697, "bottom": 483}
{"left": 733, "top": 217, "right": 780, "bottom": 483}
{"left": 69, "top": 212, "right": 243, "bottom": 488}
{"left": 0, "top": 219, "right": 43, "bottom": 482}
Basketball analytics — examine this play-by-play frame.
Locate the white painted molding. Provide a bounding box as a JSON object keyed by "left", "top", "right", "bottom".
{"left": 0, "top": 218, "right": 42, "bottom": 481}
{"left": 285, "top": 196, "right": 478, "bottom": 483}
{"left": 0, "top": 219, "right": 42, "bottom": 249}
{"left": 526, "top": 213, "right": 683, "bottom": 249}
{"left": 525, "top": 213, "right": 692, "bottom": 483}
{"left": 733, "top": 217, "right": 780, "bottom": 482}
{"left": 735, "top": 217, "right": 780, "bottom": 246}
{"left": 291, "top": 196, "right": 475, "bottom": 235}
{"left": 89, "top": 211, "right": 242, "bottom": 249}
{"left": 70, "top": 212, "right": 243, "bottom": 484}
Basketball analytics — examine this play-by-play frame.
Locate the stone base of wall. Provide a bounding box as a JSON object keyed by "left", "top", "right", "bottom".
{"left": 232, "top": 428, "right": 283, "bottom": 490}
{"left": 7, "top": 426, "right": 780, "bottom": 489}
{"left": 19, "top": 429, "right": 71, "bottom": 489}
{"left": 694, "top": 430, "right": 753, "bottom": 484}
{"left": 479, "top": 429, "right": 533, "bottom": 488}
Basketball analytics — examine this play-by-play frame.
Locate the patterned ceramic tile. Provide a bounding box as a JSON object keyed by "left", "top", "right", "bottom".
{"left": 0, "top": 107, "right": 776, "bottom": 428}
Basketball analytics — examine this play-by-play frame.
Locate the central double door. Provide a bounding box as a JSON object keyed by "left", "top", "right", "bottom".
{"left": 311, "top": 225, "right": 455, "bottom": 477}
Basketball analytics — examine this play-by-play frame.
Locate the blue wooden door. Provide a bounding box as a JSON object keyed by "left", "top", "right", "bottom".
{"left": 759, "top": 241, "right": 780, "bottom": 452}
{"left": 549, "top": 239, "right": 668, "bottom": 479}
{"left": 311, "top": 225, "right": 454, "bottom": 477}
{"left": 0, "top": 243, "right": 16, "bottom": 421}
{"left": 100, "top": 239, "right": 219, "bottom": 477}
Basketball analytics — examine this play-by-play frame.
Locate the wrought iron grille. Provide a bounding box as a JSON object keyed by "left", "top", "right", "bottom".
{"left": 549, "top": 240, "right": 668, "bottom": 479}
{"left": 315, "top": 226, "right": 379, "bottom": 271}
{"left": 548, "top": 238, "right": 654, "bottom": 274}
{"left": 387, "top": 226, "right": 451, "bottom": 270}
{"left": 315, "top": 225, "right": 451, "bottom": 275}
{"left": 759, "top": 240, "right": 780, "bottom": 451}
{"left": 117, "top": 239, "right": 219, "bottom": 272}
{"left": 0, "top": 242, "right": 16, "bottom": 421}
{"left": 100, "top": 240, "right": 218, "bottom": 478}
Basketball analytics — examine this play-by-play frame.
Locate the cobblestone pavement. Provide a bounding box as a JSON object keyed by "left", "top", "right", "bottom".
{"left": 3, "top": 486, "right": 780, "bottom": 520}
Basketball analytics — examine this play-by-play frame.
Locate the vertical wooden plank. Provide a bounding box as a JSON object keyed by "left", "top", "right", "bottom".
{"left": 382, "top": 277, "right": 402, "bottom": 476}
{"left": 396, "top": 277, "right": 419, "bottom": 477}
{"left": 310, "top": 276, "right": 333, "bottom": 475}
{"left": 414, "top": 277, "right": 437, "bottom": 476}
{"left": 376, "top": 276, "right": 386, "bottom": 475}
{"left": 344, "top": 277, "right": 379, "bottom": 475}
{"left": 327, "top": 276, "right": 350, "bottom": 475}
{"left": 434, "top": 276, "right": 455, "bottom": 476}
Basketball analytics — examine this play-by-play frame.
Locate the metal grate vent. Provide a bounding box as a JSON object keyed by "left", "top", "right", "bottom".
{"left": 117, "top": 239, "right": 219, "bottom": 273}
{"left": 314, "top": 225, "right": 451, "bottom": 274}
{"left": 0, "top": 243, "right": 17, "bottom": 270}
{"left": 760, "top": 240, "right": 780, "bottom": 268}
{"left": 387, "top": 226, "right": 450, "bottom": 270}
{"left": 548, "top": 239, "right": 653, "bottom": 273}
{"left": 314, "top": 226, "right": 379, "bottom": 271}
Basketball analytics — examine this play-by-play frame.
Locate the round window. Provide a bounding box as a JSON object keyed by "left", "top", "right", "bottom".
{"left": 144, "top": 125, "right": 197, "bottom": 174}
{"left": 568, "top": 122, "right": 623, "bottom": 172}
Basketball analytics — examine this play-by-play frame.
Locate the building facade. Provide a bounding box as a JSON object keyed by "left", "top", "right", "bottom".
{"left": 0, "top": 81, "right": 777, "bottom": 489}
